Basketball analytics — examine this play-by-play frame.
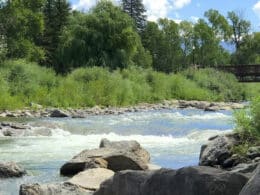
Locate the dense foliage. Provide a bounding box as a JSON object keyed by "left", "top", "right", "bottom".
{"left": 0, "top": 60, "right": 248, "bottom": 110}
{"left": 233, "top": 98, "right": 260, "bottom": 155}
{"left": 0, "top": 0, "right": 259, "bottom": 73}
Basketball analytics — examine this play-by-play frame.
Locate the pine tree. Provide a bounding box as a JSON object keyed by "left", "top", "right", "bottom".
{"left": 122, "top": 0, "right": 147, "bottom": 32}
{"left": 42, "top": 0, "right": 70, "bottom": 69}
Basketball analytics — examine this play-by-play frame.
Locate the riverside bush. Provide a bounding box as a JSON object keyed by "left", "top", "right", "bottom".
{"left": 234, "top": 97, "right": 260, "bottom": 139}
{"left": 0, "top": 60, "right": 249, "bottom": 109}
{"left": 183, "top": 68, "right": 247, "bottom": 101}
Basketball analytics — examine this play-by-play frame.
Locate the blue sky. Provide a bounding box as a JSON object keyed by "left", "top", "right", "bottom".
{"left": 70, "top": 0, "right": 260, "bottom": 31}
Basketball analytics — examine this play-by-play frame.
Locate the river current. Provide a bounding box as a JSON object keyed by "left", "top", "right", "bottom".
{"left": 0, "top": 108, "right": 234, "bottom": 194}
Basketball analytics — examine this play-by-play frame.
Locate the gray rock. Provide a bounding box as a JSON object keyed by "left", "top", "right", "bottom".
{"left": 96, "top": 166, "right": 248, "bottom": 195}
{"left": 61, "top": 139, "right": 150, "bottom": 176}
{"left": 141, "top": 166, "right": 248, "bottom": 195}
{"left": 19, "top": 182, "right": 93, "bottom": 195}
{"left": 99, "top": 138, "right": 150, "bottom": 164}
{"left": 61, "top": 158, "right": 108, "bottom": 176}
{"left": 230, "top": 163, "right": 259, "bottom": 177}
{"left": 50, "top": 109, "right": 69, "bottom": 117}
{"left": 0, "top": 162, "right": 26, "bottom": 178}
{"left": 199, "top": 133, "right": 241, "bottom": 166}
{"left": 247, "top": 146, "right": 260, "bottom": 159}
{"left": 95, "top": 170, "right": 153, "bottom": 195}
{"left": 68, "top": 168, "right": 114, "bottom": 190}
{"left": 239, "top": 164, "right": 260, "bottom": 195}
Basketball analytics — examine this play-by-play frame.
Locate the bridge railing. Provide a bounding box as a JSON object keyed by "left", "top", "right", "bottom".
{"left": 218, "top": 65, "right": 260, "bottom": 76}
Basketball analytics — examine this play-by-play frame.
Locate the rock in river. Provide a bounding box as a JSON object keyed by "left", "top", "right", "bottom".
{"left": 20, "top": 182, "right": 93, "bottom": 195}
{"left": 0, "top": 162, "right": 26, "bottom": 178}
{"left": 60, "top": 139, "right": 150, "bottom": 176}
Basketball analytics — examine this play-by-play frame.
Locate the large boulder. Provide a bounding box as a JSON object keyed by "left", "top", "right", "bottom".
{"left": 0, "top": 162, "right": 26, "bottom": 178}
{"left": 199, "top": 133, "right": 241, "bottom": 167}
{"left": 99, "top": 138, "right": 150, "bottom": 164}
{"left": 19, "top": 183, "right": 93, "bottom": 195}
{"left": 239, "top": 164, "right": 260, "bottom": 195}
{"left": 95, "top": 166, "right": 248, "bottom": 195}
{"left": 60, "top": 158, "right": 108, "bottom": 176}
{"left": 95, "top": 170, "right": 153, "bottom": 195}
{"left": 61, "top": 139, "right": 150, "bottom": 176}
{"left": 141, "top": 166, "right": 248, "bottom": 195}
{"left": 68, "top": 168, "right": 114, "bottom": 191}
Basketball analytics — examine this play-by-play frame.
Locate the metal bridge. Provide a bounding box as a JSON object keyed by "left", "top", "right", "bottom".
{"left": 218, "top": 65, "right": 260, "bottom": 82}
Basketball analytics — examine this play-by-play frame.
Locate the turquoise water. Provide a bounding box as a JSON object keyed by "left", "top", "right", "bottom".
{"left": 0, "top": 108, "right": 233, "bottom": 195}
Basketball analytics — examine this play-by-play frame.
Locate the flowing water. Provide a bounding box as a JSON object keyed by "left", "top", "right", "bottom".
{"left": 0, "top": 108, "right": 234, "bottom": 195}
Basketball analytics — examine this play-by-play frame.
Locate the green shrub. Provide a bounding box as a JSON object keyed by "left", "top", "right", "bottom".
{"left": 183, "top": 68, "right": 247, "bottom": 101}
{"left": 0, "top": 60, "right": 249, "bottom": 110}
{"left": 234, "top": 97, "right": 260, "bottom": 140}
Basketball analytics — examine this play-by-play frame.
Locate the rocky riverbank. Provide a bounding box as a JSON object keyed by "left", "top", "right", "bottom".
{"left": 15, "top": 137, "right": 260, "bottom": 195}
{"left": 0, "top": 100, "right": 245, "bottom": 118}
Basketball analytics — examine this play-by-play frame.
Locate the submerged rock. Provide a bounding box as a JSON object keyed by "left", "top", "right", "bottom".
{"left": 0, "top": 162, "right": 26, "bottom": 178}
{"left": 50, "top": 109, "right": 69, "bottom": 117}
{"left": 19, "top": 182, "right": 93, "bottom": 195}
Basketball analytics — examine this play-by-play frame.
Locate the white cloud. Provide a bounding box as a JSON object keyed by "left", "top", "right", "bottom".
{"left": 72, "top": 0, "right": 96, "bottom": 11}
{"left": 72, "top": 0, "right": 192, "bottom": 21}
{"left": 253, "top": 1, "right": 260, "bottom": 19}
{"left": 172, "top": 0, "right": 191, "bottom": 10}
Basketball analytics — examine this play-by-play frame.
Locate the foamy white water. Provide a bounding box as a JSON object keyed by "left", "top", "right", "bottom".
{"left": 0, "top": 108, "right": 234, "bottom": 194}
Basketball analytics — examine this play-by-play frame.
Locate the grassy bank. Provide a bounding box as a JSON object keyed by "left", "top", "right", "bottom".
{"left": 0, "top": 59, "right": 249, "bottom": 110}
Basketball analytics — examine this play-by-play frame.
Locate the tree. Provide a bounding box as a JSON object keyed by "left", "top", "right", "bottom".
{"left": 57, "top": 1, "right": 150, "bottom": 72}
{"left": 122, "top": 0, "right": 147, "bottom": 32}
{"left": 231, "top": 32, "right": 260, "bottom": 64}
{"left": 0, "top": 0, "right": 45, "bottom": 62}
{"left": 227, "top": 11, "right": 251, "bottom": 50}
{"left": 204, "top": 9, "right": 231, "bottom": 41}
{"left": 42, "top": 0, "right": 70, "bottom": 67}
{"left": 193, "top": 19, "right": 230, "bottom": 67}
{"left": 142, "top": 19, "right": 182, "bottom": 73}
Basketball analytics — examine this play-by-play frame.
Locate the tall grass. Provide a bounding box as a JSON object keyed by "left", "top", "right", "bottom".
{"left": 0, "top": 60, "right": 248, "bottom": 110}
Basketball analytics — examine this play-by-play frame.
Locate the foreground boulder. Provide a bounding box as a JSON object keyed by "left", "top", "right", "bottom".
{"left": 61, "top": 139, "right": 150, "bottom": 176}
{"left": 68, "top": 168, "right": 114, "bottom": 191}
{"left": 95, "top": 170, "right": 153, "bottom": 195}
{"left": 20, "top": 182, "right": 93, "bottom": 195}
{"left": 0, "top": 162, "right": 26, "bottom": 178}
{"left": 95, "top": 166, "right": 248, "bottom": 195}
{"left": 199, "top": 133, "right": 241, "bottom": 167}
{"left": 239, "top": 164, "right": 260, "bottom": 195}
{"left": 141, "top": 166, "right": 248, "bottom": 195}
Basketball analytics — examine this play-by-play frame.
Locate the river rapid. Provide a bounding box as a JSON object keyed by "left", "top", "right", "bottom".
{"left": 0, "top": 108, "right": 234, "bottom": 194}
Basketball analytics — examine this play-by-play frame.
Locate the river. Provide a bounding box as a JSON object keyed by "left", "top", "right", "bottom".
{"left": 0, "top": 108, "right": 234, "bottom": 194}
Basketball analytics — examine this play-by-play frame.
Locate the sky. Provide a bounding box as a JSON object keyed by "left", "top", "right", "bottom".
{"left": 69, "top": 0, "right": 260, "bottom": 32}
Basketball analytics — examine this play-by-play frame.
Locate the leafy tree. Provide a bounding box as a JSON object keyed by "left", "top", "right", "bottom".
{"left": 42, "top": 0, "right": 70, "bottom": 67}
{"left": 232, "top": 32, "right": 260, "bottom": 64}
{"left": 122, "top": 0, "right": 147, "bottom": 32}
{"left": 57, "top": 1, "right": 150, "bottom": 72}
{"left": 179, "top": 21, "right": 194, "bottom": 67}
{"left": 227, "top": 11, "right": 251, "bottom": 50}
{"left": 0, "top": 0, "right": 45, "bottom": 62}
{"left": 193, "top": 19, "right": 230, "bottom": 67}
{"left": 142, "top": 19, "right": 183, "bottom": 73}
{"left": 204, "top": 9, "right": 231, "bottom": 41}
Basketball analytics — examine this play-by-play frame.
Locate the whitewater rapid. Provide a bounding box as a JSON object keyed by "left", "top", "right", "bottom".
{"left": 0, "top": 108, "right": 234, "bottom": 194}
